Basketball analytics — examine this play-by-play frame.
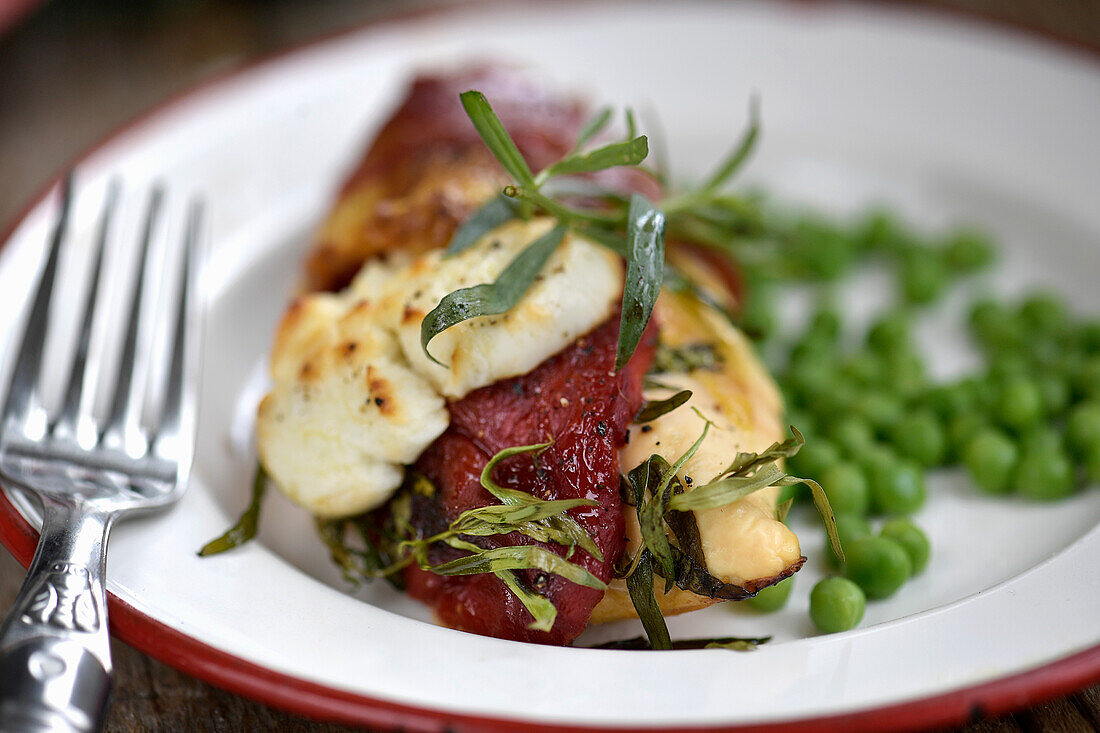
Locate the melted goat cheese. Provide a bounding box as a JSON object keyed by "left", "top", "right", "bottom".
{"left": 256, "top": 219, "right": 623, "bottom": 517}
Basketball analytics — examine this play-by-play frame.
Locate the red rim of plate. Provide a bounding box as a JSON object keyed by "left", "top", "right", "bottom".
{"left": 1, "top": 2, "right": 1099, "bottom": 730}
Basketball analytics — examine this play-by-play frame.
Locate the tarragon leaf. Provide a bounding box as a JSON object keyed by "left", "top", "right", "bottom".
{"left": 427, "top": 543, "right": 606, "bottom": 590}
{"left": 625, "top": 550, "right": 672, "bottom": 650}
{"left": 541, "top": 136, "right": 649, "bottom": 179}
{"left": 632, "top": 420, "right": 709, "bottom": 586}
{"left": 635, "top": 389, "right": 692, "bottom": 423}
{"left": 450, "top": 498, "right": 598, "bottom": 551}
{"left": 667, "top": 545, "right": 756, "bottom": 601}
{"left": 700, "top": 95, "right": 760, "bottom": 193}
{"left": 666, "top": 463, "right": 786, "bottom": 513}
{"left": 316, "top": 519, "right": 371, "bottom": 584}
{"left": 198, "top": 464, "right": 267, "bottom": 556}
{"left": 721, "top": 427, "right": 805, "bottom": 479}
{"left": 616, "top": 193, "right": 666, "bottom": 370}
{"left": 480, "top": 442, "right": 553, "bottom": 502}
{"left": 630, "top": 457, "right": 675, "bottom": 585}
{"left": 576, "top": 226, "right": 628, "bottom": 257}
{"left": 574, "top": 106, "right": 613, "bottom": 151}
{"left": 792, "top": 475, "right": 843, "bottom": 563}
{"left": 592, "top": 635, "right": 770, "bottom": 651}
{"left": 445, "top": 194, "right": 518, "bottom": 256}
{"left": 497, "top": 570, "right": 557, "bottom": 632}
{"left": 445, "top": 537, "right": 558, "bottom": 632}
{"left": 421, "top": 225, "right": 566, "bottom": 365}
{"left": 479, "top": 441, "right": 604, "bottom": 561}
{"left": 704, "top": 637, "right": 770, "bottom": 651}
{"left": 459, "top": 90, "right": 535, "bottom": 186}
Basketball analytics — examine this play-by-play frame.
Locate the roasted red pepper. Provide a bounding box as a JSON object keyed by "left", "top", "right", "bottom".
{"left": 404, "top": 315, "right": 657, "bottom": 645}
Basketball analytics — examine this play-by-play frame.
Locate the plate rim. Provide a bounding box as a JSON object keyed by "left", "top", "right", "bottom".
{"left": 0, "top": 1, "right": 1099, "bottom": 730}
{"left": 2, "top": 490, "right": 1099, "bottom": 733}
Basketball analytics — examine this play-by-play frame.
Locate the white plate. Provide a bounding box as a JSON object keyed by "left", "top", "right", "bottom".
{"left": 1, "top": 2, "right": 1099, "bottom": 729}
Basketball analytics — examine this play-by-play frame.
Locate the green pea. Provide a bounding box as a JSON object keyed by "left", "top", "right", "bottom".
{"left": 884, "top": 351, "right": 927, "bottom": 398}
{"left": 791, "top": 217, "right": 855, "bottom": 281}
{"left": 1028, "top": 336, "right": 1063, "bottom": 372}
{"left": 1055, "top": 351, "right": 1087, "bottom": 385}
{"left": 811, "top": 380, "right": 861, "bottom": 417}
{"left": 1019, "top": 426, "right": 1064, "bottom": 456}
{"left": 1035, "top": 373, "right": 1071, "bottom": 415}
{"left": 967, "top": 376, "right": 999, "bottom": 411}
{"left": 785, "top": 360, "right": 836, "bottom": 402}
{"left": 843, "top": 536, "right": 913, "bottom": 599}
{"left": 989, "top": 354, "right": 1030, "bottom": 382}
{"left": 785, "top": 409, "right": 817, "bottom": 440}
{"left": 922, "top": 384, "right": 973, "bottom": 423}
{"left": 747, "top": 576, "right": 794, "bottom": 613}
{"left": 962, "top": 428, "right": 1018, "bottom": 494}
{"left": 995, "top": 376, "right": 1043, "bottom": 431}
{"left": 943, "top": 229, "right": 995, "bottom": 273}
{"left": 1076, "top": 320, "right": 1100, "bottom": 355}
{"left": 819, "top": 462, "right": 870, "bottom": 516}
{"left": 1072, "top": 358, "right": 1100, "bottom": 400}
{"left": 1085, "top": 452, "right": 1100, "bottom": 484}
{"left": 858, "top": 209, "right": 908, "bottom": 254}
{"left": 788, "top": 439, "right": 841, "bottom": 479}
{"left": 810, "top": 577, "right": 866, "bottom": 633}
{"left": 738, "top": 288, "right": 776, "bottom": 342}
{"left": 948, "top": 413, "right": 989, "bottom": 461}
{"left": 1066, "top": 402, "right": 1100, "bottom": 461}
{"left": 900, "top": 249, "right": 948, "bottom": 305}
{"left": 842, "top": 351, "right": 886, "bottom": 386}
{"left": 969, "top": 299, "right": 1024, "bottom": 353}
{"left": 879, "top": 518, "right": 931, "bottom": 575}
{"left": 1020, "top": 291, "right": 1070, "bottom": 336}
{"left": 1016, "top": 449, "right": 1077, "bottom": 501}
{"left": 867, "top": 311, "right": 912, "bottom": 354}
{"left": 790, "top": 333, "right": 836, "bottom": 366}
{"left": 828, "top": 415, "right": 876, "bottom": 456}
{"left": 969, "top": 298, "right": 1006, "bottom": 334}
{"left": 809, "top": 306, "right": 843, "bottom": 343}
{"left": 825, "top": 512, "right": 873, "bottom": 567}
{"left": 852, "top": 391, "right": 904, "bottom": 432}
{"left": 890, "top": 410, "right": 946, "bottom": 468}
{"left": 866, "top": 455, "right": 926, "bottom": 515}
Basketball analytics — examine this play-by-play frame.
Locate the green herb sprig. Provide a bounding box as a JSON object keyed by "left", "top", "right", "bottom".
{"left": 422, "top": 91, "right": 765, "bottom": 372}
{"left": 618, "top": 422, "right": 838, "bottom": 649}
{"left": 198, "top": 464, "right": 268, "bottom": 557}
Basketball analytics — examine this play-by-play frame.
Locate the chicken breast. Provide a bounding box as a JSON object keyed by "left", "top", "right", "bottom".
{"left": 590, "top": 288, "right": 803, "bottom": 622}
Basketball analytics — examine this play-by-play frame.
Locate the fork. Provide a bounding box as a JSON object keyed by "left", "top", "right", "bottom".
{"left": 0, "top": 175, "right": 203, "bottom": 733}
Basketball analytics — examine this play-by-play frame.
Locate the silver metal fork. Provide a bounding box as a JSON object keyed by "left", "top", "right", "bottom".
{"left": 0, "top": 175, "right": 203, "bottom": 732}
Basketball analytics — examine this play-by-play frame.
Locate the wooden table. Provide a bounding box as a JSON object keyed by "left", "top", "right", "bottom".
{"left": 0, "top": 1, "right": 1098, "bottom": 730}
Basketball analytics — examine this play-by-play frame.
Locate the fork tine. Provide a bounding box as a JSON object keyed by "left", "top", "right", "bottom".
{"left": 152, "top": 199, "right": 203, "bottom": 468}
{"left": 1, "top": 174, "right": 74, "bottom": 437}
{"left": 100, "top": 186, "right": 164, "bottom": 456}
{"left": 52, "top": 180, "right": 119, "bottom": 448}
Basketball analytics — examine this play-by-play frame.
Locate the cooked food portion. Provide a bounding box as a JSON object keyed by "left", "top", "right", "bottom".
{"left": 257, "top": 284, "right": 448, "bottom": 517}
{"left": 593, "top": 290, "right": 802, "bottom": 622}
{"left": 405, "top": 315, "right": 656, "bottom": 644}
{"left": 307, "top": 69, "right": 656, "bottom": 292}
{"left": 256, "top": 219, "right": 624, "bottom": 517}
{"left": 250, "top": 68, "right": 822, "bottom": 647}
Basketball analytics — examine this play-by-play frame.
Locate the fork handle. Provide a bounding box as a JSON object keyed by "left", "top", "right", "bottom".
{"left": 0, "top": 494, "right": 114, "bottom": 733}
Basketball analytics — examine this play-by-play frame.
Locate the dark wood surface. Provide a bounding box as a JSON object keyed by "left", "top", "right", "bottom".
{"left": 1, "top": 1, "right": 1099, "bottom": 731}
